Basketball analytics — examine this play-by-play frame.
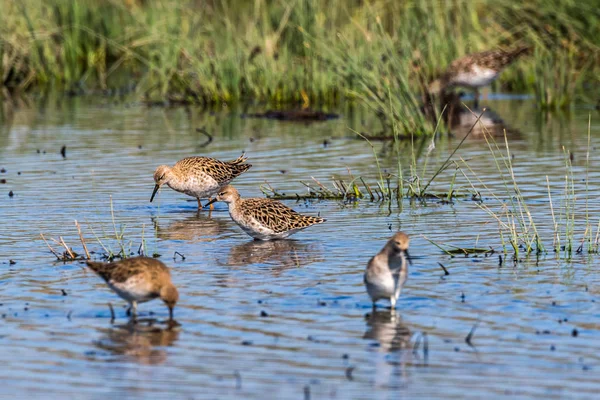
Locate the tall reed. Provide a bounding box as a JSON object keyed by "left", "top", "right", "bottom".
{"left": 1, "top": 0, "right": 598, "bottom": 120}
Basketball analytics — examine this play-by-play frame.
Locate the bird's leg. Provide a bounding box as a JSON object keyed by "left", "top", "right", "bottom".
{"left": 474, "top": 89, "right": 480, "bottom": 109}
{"left": 393, "top": 287, "right": 403, "bottom": 305}
{"left": 390, "top": 296, "right": 396, "bottom": 309}
{"left": 207, "top": 197, "right": 214, "bottom": 211}
{"left": 128, "top": 301, "right": 138, "bottom": 323}
{"left": 196, "top": 198, "right": 203, "bottom": 210}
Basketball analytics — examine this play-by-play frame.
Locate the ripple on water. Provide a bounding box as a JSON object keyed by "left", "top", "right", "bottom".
{"left": 1, "top": 100, "right": 600, "bottom": 398}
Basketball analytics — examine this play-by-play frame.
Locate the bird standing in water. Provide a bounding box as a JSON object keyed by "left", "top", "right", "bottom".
{"left": 364, "top": 232, "right": 411, "bottom": 310}
{"left": 429, "top": 45, "right": 530, "bottom": 107}
{"left": 150, "top": 155, "right": 251, "bottom": 210}
{"left": 205, "top": 185, "right": 326, "bottom": 240}
{"left": 86, "top": 256, "right": 179, "bottom": 321}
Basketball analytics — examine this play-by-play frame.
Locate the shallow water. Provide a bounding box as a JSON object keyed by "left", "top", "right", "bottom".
{"left": 1, "top": 96, "right": 600, "bottom": 399}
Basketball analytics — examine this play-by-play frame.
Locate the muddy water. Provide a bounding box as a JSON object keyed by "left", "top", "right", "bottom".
{"left": 1, "top": 96, "right": 600, "bottom": 398}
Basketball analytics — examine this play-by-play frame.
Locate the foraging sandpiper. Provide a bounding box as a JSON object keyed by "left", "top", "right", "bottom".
{"left": 429, "top": 45, "right": 530, "bottom": 107}
{"left": 364, "top": 232, "right": 411, "bottom": 309}
{"left": 150, "top": 155, "right": 251, "bottom": 210}
{"left": 205, "top": 185, "right": 326, "bottom": 240}
{"left": 86, "top": 256, "right": 179, "bottom": 320}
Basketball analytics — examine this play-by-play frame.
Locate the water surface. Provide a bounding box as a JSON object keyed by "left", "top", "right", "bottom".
{"left": 1, "top": 96, "right": 600, "bottom": 399}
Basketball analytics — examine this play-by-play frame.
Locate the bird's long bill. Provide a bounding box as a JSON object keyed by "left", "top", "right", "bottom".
{"left": 204, "top": 198, "right": 218, "bottom": 208}
{"left": 168, "top": 306, "right": 174, "bottom": 321}
{"left": 405, "top": 249, "right": 413, "bottom": 266}
{"left": 150, "top": 184, "right": 160, "bottom": 202}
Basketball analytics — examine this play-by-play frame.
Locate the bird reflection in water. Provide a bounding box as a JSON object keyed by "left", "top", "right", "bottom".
{"left": 93, "top": 318, "right": 181, "bottom": 365}
{"left": 152, "top": 214, "right": 231, "bottom": 243}
{"left": 442, "top": 92, "right": 522, "bottom": 138}
{"left": 363, "top": 310, "right": 414, "bottom": 388}
{"left": 363, "top": 310, "right": 412, "bottom": 353}
{"left": 225, "top": 240, "right": 324, "bottom": 270}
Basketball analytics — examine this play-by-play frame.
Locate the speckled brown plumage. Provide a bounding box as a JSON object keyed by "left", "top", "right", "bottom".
{"left": 444, "top": 46, "right": 530, "bottom": 79}
{"left": 239, "top": 198, "right": 325, "bottom": 233}
{"left": 429, "top": 45, "right": 531, "bottom": 100}
{"left": 173, "top": 155, "right": 251, "bottom": 184}
{"left": 86, "top": 257, "right": 170, "bottom": 284}
{"left": 206, "top": 185, "right": 326, "bottom": 240}
{"left": 151, "top": 154, "right": 251, "bottom": 209}
{"left": 86, "top": 256, "right": 179, "bottom": 320}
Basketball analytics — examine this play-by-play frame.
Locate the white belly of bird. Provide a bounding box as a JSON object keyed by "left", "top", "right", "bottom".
{"left": 109, "top": 276, "right": 157, "bottom": 303}
{"left": 171, "top": 174, "right": 221, "bottom": 199}
{"left": 239, "top": 218, "right": 287, "bottom": 240}
{"left": 453, "top": 66, "right": 498, "bottom": 88}
{"left": 365, "top": 271, "right": 396, "bottom": 302}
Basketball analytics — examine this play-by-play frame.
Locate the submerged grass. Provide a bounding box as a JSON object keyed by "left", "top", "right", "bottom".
{"left": 41, "top": 196, "right": 160, "bottom": 262}
{"left": 265, "top": 104, "right": 482, "bottom": 203}
{"left": 270, "top": 102, "right": 598, "bottom": 262}
{"left": 1, "top": 0, "right": 598, "bottom": 133}
{"left": 458, "top": 114, "right": 599, "bottom": 260}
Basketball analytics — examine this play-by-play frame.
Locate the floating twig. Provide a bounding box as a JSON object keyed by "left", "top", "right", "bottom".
{"left": 360, "top": 177, "right": 375, "bottom": 200}
{"left": 234, "top": 370, "right": 242, "bottom": 389}
{"left": 413, "top": 333, "right": 422, "bottom": 356}
{"left": 40, "top": 233, "right": 62, "bottom": 260}
{"left": 422, "top": 332, "right": 429, "bottom": 363}
{"left": 59, "top": 236, "right": 76, "bottom": 260}
{"left": 108, "top": 303, "right": 115, "bottom": 323}
{"left": 173, "top": 251, "right": 186, "bottom": 261}
{"left": 465, "top": 320, "right": 480, "bottom": 347}
{"left": 311, "top": 176, "right": 334, "bottom": 196}
{"left": 345, "top": 366, "right": 354, "bottom": 381}
{"left": 74, "top": 220, "right": 90, "bottom": 259}
{"left": 195, "top": 127, "right": 213, "bottom": 148}
{"left": 438, "top": 262, "right": 450, "bottom": 276}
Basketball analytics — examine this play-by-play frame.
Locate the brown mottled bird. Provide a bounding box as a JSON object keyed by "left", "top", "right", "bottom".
{"left": 86, "top": 256, "right": 179, "bottom": 320}
{"left": 364, "top": 232, "right": 411, "bottom": 309}
{"left": 205, "top": 185, "right": 326, "bottom": 240}
{"left": 429, "top": 45, "right": 531, "bottom": 107}
{"left": 150, "top": 155, "right": 251, "bottom": 210}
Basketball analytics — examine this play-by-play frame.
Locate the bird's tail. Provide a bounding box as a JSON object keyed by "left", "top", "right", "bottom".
{"left": 304, "top": 216, "right": 326, "bottom": 226}
{"left": 229, "top": 153, "right": 249, "bottom": 165}
{"left": 508, "top": 44, "right": 532, "bottom": 60}
{"left": 228, "top": 154, "right": 252, "bottom": 175}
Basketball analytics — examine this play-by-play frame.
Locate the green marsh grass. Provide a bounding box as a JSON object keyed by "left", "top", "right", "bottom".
{"left": 41, "top": 196, "right": 160, "bottom": 262}
{"left": 265, "top": 104, "right": 480, "bottom": 203}
{"left": 458, "top": 114, "right": 599, "bottom": 260}
{"left": 1, "top": 0, "right": 598, "bottom": 128}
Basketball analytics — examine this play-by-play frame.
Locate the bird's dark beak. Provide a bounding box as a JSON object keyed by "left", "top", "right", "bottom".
{"left": 204, "top": 198, "right": 218, "bottom": 208}
{"left": 150, "top": 184, "right": 160, "bottom": 202}
{"left": 168, "top": 306, "right": 174, "bottom": 321}
{"left": 405, "top": 249, "right": 413, "bottom": 266}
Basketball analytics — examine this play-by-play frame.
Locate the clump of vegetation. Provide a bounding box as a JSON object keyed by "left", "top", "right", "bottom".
{"left": 41, "top": 197, "right": 160, "bottom": 262}
{"left": 456, "top": 116, "right": 599, "bottom": 260}
{"left": 1, "top": 0, "right": 598, "bottom": 134}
